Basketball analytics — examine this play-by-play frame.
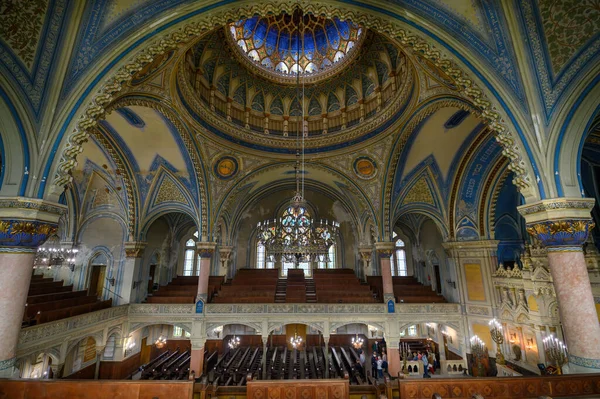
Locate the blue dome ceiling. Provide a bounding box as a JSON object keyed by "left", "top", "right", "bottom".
{"left": 229, "top": 11, "right": 363, "bottom": 77}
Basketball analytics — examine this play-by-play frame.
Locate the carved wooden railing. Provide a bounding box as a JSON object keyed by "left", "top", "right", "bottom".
{"left": 398, "top": 373, "right": 600, "bottom": 399}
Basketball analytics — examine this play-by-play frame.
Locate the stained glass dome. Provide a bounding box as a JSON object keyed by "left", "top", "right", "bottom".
{"left": 229, "top": 11, "right": 363, "bottom": 78}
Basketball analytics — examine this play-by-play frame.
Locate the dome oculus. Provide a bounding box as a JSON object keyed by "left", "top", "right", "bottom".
{"left": 229, "top": 11, "right": 363, "bottom": 77}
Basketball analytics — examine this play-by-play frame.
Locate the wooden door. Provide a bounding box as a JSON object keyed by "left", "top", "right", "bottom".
{"left": 89, "top": 265, "right": 106, "bottom": 298}
{"left": 434, "top": 264, "right": 442, "bottom": 294}
{"left": 140, "top": 337, "right": 151, "bottom": 365}
{"left": 147, "top": 264, "right": 156, "bottom": 293}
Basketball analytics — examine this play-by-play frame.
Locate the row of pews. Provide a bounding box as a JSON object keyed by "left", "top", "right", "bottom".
{"left": 147, "top": 275, "right": 223, "bottom": 304}
{"left": 203, "top": 345, "right": 372, "bottom": 386}
{"left": 24, "top": 274, "right": 111, "bottom": 326}
{"left": 211, "top": 269, "right": 278, "bottom": 303}
{"left": 131, "top": 348, "right": 191, "bottom": 380}
{"left": 144, "top": 269, "right": 444, "bottom": 305}
{"left": 368, "top": 276, "right": 447, "bottom": 303}
{"left": 313, "top": 269, "right": 377, "bottom": 303}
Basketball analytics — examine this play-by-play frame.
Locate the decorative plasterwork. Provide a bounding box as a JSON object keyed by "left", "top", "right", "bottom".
{"left": 155, "top": 176, "right": 186, "bottom": 204}
{"left": 104, "top": 97, "right": 208, "bottom": 237}
{"left": 52, "top": 1, "right": 533, "bottom": 205}
{"left": 385, "top": 98, "right": 478, "bottom": 238}
{"left": 402, "top": 176, "right": 434, "bottom": 206}
{"left": 176, "top": 56, "right": 413, "bottom": 152}
{"left": 0, "top": 0, "right": 49, "bottom": 69}
{"left": 519, "top": 0, "right": 600, "bottom": 117}
{"left": 0, "top": 0, "right": 68, "bottom": 116}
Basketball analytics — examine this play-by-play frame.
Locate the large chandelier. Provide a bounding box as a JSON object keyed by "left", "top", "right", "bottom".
{"left": 154, "top": 335, "right": 167, "bottom": 349}
{"left": 352, "top": 334, "right": 364, "bottom": 349}
{"left": 228, "top": 335, "right": 240, "bottom": 349}
{"left": 34, "top": 243, "right": 78, "bottom": 271}
{"left": 290, "top": 330, "right": 303, "bottom": 349}
{"left": 257, "top": 6, "right": 339, "bottom": 265}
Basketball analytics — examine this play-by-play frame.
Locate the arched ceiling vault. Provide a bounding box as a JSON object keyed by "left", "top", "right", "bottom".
{"left": 213, "top": 162, "right": 375, "bottom": 241}
{"left": 45, "top": 0, "right": 541, "bottom": 209}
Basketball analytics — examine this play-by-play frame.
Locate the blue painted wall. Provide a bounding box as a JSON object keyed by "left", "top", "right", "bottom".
{"left": 494, "top": 172, "right": 525, "bottom": 267}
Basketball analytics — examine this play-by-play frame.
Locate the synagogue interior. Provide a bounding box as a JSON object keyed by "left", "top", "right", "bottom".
{"left": 0, "top": 1, "right": 599, "bottom": 398}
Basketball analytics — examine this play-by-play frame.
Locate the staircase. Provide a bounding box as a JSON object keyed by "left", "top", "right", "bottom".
{"left": 305, "top": 279, "right": 317, "bottom": 302}
{"left": 275, "top": 280, "right": 287, "bottom": 303}
{"left": 285, "top": 270, "right": 306, "bottom": 303}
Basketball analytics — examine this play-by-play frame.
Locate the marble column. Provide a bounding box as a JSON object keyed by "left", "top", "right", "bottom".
{"left": 196, "top": 242, "right": 216, "bottom": 302}
{"left": 323, "top": 336, "right": 330, "bottom": 378}
{"left": 121, "top": 242, "right": 146, "bottom": 304}
{"left": 375, "top": 242, "right": 395, "bottom": 303}
{"left": 261, "top": 336, "right": 268, "bottom": 380}
{"left": 386, "top": 339, "right": 401, "bottom": 378}
{"left": 519, "top": 198, "right": 600, "bottom": 373}
{"left": 0, "top": 197, "right": 65, "bottom": 377}
{"left": 190, "top": 337, "right": 206, "bottom": 378}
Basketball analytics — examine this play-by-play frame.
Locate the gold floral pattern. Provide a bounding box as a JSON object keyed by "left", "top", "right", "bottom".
{"left": 538, "top": 0, "right": 600, "bottom": 73}
{"left": 0, "top": 0, "right": 49, "bottom": 69}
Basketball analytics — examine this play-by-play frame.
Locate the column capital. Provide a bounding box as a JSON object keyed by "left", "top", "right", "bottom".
{"left": 375, "top": 241, "right": 395, "bottom": 258}
{"left": 519, "top": 198, "right": 595, "bottom": 249}
{"left": 124, "top": 241, "right": 146, "bottom": 258}
{"left": 191, "top": 337, "right": 207, "bottom": 350}
{"left": 358, "top": 245, "right": 373, "bottom": 258}
{"left": 0, "top": 197, "right": 66, "bottom": 252}
{"left": 197, "top": 241, "right": 217, "bottom": 258}
{"left": 219, "top": 245, "right": 234, "bottom": 259}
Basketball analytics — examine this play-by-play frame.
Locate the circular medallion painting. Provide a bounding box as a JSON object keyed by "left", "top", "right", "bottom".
{"left": 353, "top": 156, "right": 377, "bottom": 179}
{"left": 213, "top": 156, "right": 239, "bottom": 180}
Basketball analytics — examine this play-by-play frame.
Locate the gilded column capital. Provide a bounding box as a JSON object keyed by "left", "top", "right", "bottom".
{"left": 124, "top": 242, "right": 147, "bottom": 258}
{"left": 0, "top": 197, "right": 66, "bottom": 252}
{"left": 218, "top": 245, "right": 234, "bottom": 260}
{"left": 358, "top": 245, "right": 373, "bottom": 259}
{"left": 518, "top": 198, "right": 595, "bottom": 250}
{"left": 197, "top": 241, "right": 217, "bottom": 258}
{"left": 375, "top": 242, "right": 395, "bottom": 258}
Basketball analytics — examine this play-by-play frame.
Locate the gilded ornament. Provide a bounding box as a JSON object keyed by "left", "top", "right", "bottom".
{"left": 36, "top": 224, "right": 57, "bottom": 236}
{"left": 11, "top": 222, "right": 37, "bottom": 235}
{"left": 0, "top": 221, "right": 10, "bottom": 233}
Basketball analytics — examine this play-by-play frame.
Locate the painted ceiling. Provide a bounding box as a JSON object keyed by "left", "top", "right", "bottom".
{"left": 0, "top": 0, "right": 598, "bottom": 241}
{"left": 229, "top": 12, "right": 363, "bottom": 78}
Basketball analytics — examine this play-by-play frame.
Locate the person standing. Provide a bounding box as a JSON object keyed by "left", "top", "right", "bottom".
{"left": 360, "top": 350, "right": 366, "bottom": 366}
{"left": 377, "top": 356, "right": 384, "bottom": 379}
{"left": 422, "top": 351, "right": 431, "bottom": 378}
{"left": 371, "top": 352, "right": 378, "bottom": 378}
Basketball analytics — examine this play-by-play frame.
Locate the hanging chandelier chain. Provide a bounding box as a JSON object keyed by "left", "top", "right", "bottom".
{"left": 257, "top": 4, "right": 339, "bottom": 267}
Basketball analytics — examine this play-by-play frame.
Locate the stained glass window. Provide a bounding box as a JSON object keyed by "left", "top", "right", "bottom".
{"left": 230, "top": 12, "right": 362, "bottom": 76}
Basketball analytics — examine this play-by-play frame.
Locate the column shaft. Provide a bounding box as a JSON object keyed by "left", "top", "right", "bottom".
{"left": 547, "top": 250, "right": 600, "bottom": 366}
{"left": 197, "top": 257, "right": 211, "bottom": 300}
{"left": 190, "top": 348, "right": 204, "bottom": 377}
{"left": 387, "top": 346, "right": 401, "bottom": 378}
{"left": 0, "top": 252, "right": 34, "bottom": 371}
{"left": 196, "top": 242, "right": 216, "bottom": 302}
{"left": 519, "top": 198, "right": 600, "bottom": 372}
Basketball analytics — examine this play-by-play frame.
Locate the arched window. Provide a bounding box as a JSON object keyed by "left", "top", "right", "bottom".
{"left": 317, "top": 244, "right": 336, "bottom": 269}
{"left": 256, "top": 243, "right": 266, "bottom": 269}
{"left": 182, "top": 231, "right": 201, "bottom": 276}
{"left": 328, "top": 244, "right": 336, "bottom": 269}
{"left": 390, "top": 233, "right": 407, "bottom": 276}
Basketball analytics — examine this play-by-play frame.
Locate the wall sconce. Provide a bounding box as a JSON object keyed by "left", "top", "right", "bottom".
{"left": 214, "top": 325, "right": 223, "bottom": 338}
{"left": 526, "top": 338, "right": 534, "bottom": 350}
{"left": 106, "top": 276, "right": 116, "bottom": 286}
{"left": 132, "top": 280, "right": 142, "bottom": 289}
{"left": 368, "top": 325, "right": 378, "bottom": 337}
{"left": 446, "top": 279, "right": 456, "bottom": 289}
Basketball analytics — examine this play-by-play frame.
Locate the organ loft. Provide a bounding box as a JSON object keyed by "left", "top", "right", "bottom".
{"left": 0, "top": 1, "right": 599, "bottom": 398}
